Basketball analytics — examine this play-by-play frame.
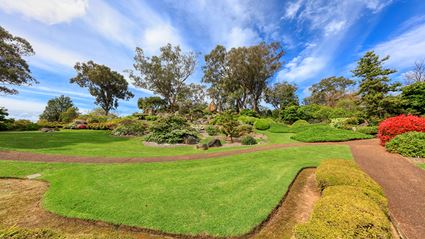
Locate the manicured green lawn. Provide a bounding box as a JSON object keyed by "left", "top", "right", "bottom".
{"left": 0, "top": 145, "right": 351, "bottom": 236}
{"left": 0, "top": 130, "right": 251, "bottom": 157}
{"left": 291, "top": 125, "right": 372, "bottom": 142}
{"left": 418, "top": 163, "right": 425, "bottom": 169}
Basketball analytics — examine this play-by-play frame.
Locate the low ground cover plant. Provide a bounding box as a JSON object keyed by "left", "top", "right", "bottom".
{"left": 241, "top": 135, "right": 257, "bottom": 145}
{"left": 294, "top": 159, "right": 392, "bottom": 239}
{"left": 356, "top": 126, "right": 378, "bottom": 135}
{"left": 268, "top": 123, "right": 293, "bottom": 133}
{"left": 378, "top": 114, "right": 425, "bottom": 145}
{"left": 386, "top": 131, "right": 425, "bottom": 158}
{"left": 291, "top": 125, "right": 372, "bottom": 142}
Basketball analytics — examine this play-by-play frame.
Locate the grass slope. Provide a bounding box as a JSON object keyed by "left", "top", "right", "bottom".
{"left": 0, "top": 130, "right": 249, "bottom": 157}
{"left": 0, "top": 145, "right": 351, "bottom": 236}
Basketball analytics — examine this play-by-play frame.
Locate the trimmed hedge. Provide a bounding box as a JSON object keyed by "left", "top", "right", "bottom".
{"left": 291, "top": 126, "right": 372, "bottom": 142}
{"left": 254, "top": 119, "right": 272, "bottom": 130}
{"left": 294, "top": 159, "right": 391, "bottom": 239}
{"left": 295, "top": 193, "right": 392, "bottom": 239}
{"left": 268, "top": 123, "right": 293, "bottom": 133}
{"left": 238, "top": 115, "right": 257, "bottom": 125}
{"left": 291, "top": 119, "right": 309, "bottom": 127}
{"left": 316, "top": 160, "right": 383, "bottom": 194}
{"left": 386, "top": 131, "right": 425, "bottom": 158}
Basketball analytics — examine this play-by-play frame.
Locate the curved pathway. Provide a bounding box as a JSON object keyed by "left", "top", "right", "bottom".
{"left": 1, "top": 139, "right": 425, "bottom": 238}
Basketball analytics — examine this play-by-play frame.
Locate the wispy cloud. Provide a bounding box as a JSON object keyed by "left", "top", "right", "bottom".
{"left": 0, "top": 0, "right": 88, "bottom": 24}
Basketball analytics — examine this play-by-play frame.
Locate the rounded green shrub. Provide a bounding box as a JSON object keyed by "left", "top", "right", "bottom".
{"left": 291, "top": 119, "right": 309, "bottom": 127}
{"left": 111, "top": 121, "right": 147, "bottom": 136}
{"left": 386, "top": 131, "right": 425, "bottom": 158}
{"left": 254, "top": 119, "right": 272, "bottom": 130}
{"left": 268, "top": 123, "right": 293, "bottom": 133}
{"left": 238, "top": 115, "right": 257, "bottom": 125}
{"left": 294, "top": 193, "right": 392, "bottom": 239}
{"left": 241, "top": 135, "right": 257, "bottom": 145}
{"left": 145, "top": 115, "right": 199, "bottom": 144}
{"left": 316, "top": 160, "right": 384, "bottom": 195}
{"left": 206, "top": 125, "right": 219, "bottom": 136}
{"left": 237, "top": 124, "right": 253, "bottom": 135}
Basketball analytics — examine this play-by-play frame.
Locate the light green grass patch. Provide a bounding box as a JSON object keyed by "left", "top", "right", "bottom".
{"left": 0, "top": 145, "right": 351, "bottom": 237}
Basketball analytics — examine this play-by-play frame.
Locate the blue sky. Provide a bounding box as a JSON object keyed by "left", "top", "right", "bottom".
{"left": 1, "top": 0, "right": 425, "bottom": 120}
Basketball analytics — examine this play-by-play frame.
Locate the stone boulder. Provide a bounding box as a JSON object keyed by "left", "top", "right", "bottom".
{"left": 184, "top": 135, "right": 199, "bottom": 145}
{"left": 40, "top": 128, "right": 56, "bottom": 133}
{"left": 207, "top": 138, "right": 222, "bottom": 148}
{"left": 196, "top": 143, "right": 209, "bottom": 150}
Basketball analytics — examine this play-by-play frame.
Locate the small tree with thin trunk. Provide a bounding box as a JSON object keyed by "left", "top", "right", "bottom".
{"left": 71, "top": 61, "right": 134, "bottom": 115}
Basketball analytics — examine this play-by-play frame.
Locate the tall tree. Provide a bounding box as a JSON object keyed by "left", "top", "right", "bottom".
{"left": 265, "top": 81, "right": 298, "bottom": 109}
{"left": 71, "top": 61, "right": 134, "bottom": 115}
{"left": 129, "top": 44, "right": 197, "bottom": 112}
{"left": 0, "top": 26, "right": 37, "bottom": 94}
{"left": 401, "top": 82, "right": 425, "bottom": 115}
{"left": 40, "top": 95, "right": 76, "bottom": 122}
{"left": 235, "top": 42, "right": 284, "bottom": 112}
{"left": 404, "top": 59, "right": 425, "bottom": 84}
{"left": 352, "top": 51, "right": 400, "bottom": 118}
{"left": 304, "top": 76, "right": 354, "bottom": 107}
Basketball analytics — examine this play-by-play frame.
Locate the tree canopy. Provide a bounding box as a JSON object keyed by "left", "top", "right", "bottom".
{"left": 39, "top": 95, "right": 77, "bottom": 122}
{"left": 129, "top": 44, "right": 197, "bottom": 112}
{"left": 265, "top": 81, "right": 298, "bottom": 109}
{"left": 304, "top": 76, "right": 354, "bottom": 107}
{"left": 0, "top": 26, "right": 37, "bottom": 94}
{"left": 71, "top": 61, "right": 134, "bottom": 115}
{"left": 138, "top": 96, "right": 166, "bottom": 115}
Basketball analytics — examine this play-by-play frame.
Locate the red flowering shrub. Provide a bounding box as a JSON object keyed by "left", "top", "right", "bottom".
{"left": 378, "top": 115, "right": 425, "bottom": 145}
{"left": 77, "top": 124, "right": 87, "bottom": 129}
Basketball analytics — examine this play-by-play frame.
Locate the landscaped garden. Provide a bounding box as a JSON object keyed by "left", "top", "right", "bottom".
{"left": 1, "top": 22, "right": 425, "bottom": 239}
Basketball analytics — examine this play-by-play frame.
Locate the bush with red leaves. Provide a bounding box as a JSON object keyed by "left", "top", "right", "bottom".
{"left": 378, "top": 115, "right": 425, "bottom": 145}
{"left": 77, "top": 124, "right": 87, "bottom": 129}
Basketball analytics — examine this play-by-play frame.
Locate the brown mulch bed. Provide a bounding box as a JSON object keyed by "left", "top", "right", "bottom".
{"left": 0, "top": 168, "right": 319, "bottom": 239}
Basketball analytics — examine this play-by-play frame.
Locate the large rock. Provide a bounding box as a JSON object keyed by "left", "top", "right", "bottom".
{"left": 184, "top": 135, "right": 199, "bottom": 145}
{"left": 40, "top": 128, "right": 55, "bottom": 133}
{"left": 196, "top": 143, "right": 209, "bottom": 150}
{"left": 207, "top": 138, "right": 222, "bottom": 148}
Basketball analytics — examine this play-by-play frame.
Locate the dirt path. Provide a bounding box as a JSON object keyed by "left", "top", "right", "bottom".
{"left": 348, "top": 139, "right": 425, "bottom": 239}
{"left": 0, "top": 169, "right": 319, "bottom": 239}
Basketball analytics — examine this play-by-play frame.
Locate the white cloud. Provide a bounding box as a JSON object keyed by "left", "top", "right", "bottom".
{"left": 0, "top": 0, "right": 87, "bottom": 25}
{"left": 283, "top": 0, "right": 304, "bottom": 19}
{"left": 363, "top": 0, "right": 393, "bottom": 13}
{"left": 278, "top": 56, "right": 327, "bottom": 82}
{"left": 372, "top": 23, "right": 425, "bottom": 69}
{"left": 142, "top": 24, "right": 185, "bottom": 55}
{"left": 225, "top": 27, "right": 260, "bottom": 48}
{"left": 324, "top": 20, "right": 347, "bottom": 36}
{"left": 0, "top": 96, "right": 45, "bottom": 121}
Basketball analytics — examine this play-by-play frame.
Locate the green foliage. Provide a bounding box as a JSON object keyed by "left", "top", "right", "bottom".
{"left": 401, "top": 81, "right": 425, "bottom": 115}
{"left": 39, "top": 95, "right": 76, "bottom": 122}
{"left": 264, "top": 81, "right": 299, "bottom": 109}
{"left": 241, "top": 135, "right": 257, "bottom": 145}
{"left": 111, "top": 121, "right": 147, "bottom": 136}
{"left": 291, "top": 125, "right": 372, "bottom": 142}
{"left": 281, "top": 105, "right": 300, "bottom": 124}
{"left": 291, "top": 119, "right": 309, "bottom": 127}
{"left": 239, "top": 109, "right": 258, "bottom": 117}
{"left": 218, "top": 113, "right": 241, "bottom": 142}
{"left": 329, "top": 118, "right": 352, "bottom": 129}
{"left": 206, "top": 125, "right": 219, "bottom": 136}
{"left": 237, "top": 115, "right": 257, "bottom": 125}
{"left": 294, "top": 159, "right": 391, "bottom": 239}
{"left": 59, "top": 107, "right": 79, "bottom": 123}
{"left": 87, "top": 122, "right": 114, "bottom": 130}
{"left": 356, "top": 126, "right": 378, "bottom": 135}
{"left": 237, "top": 124, "right": 253, "bottom": 135}
{"left": 352, "top": 51, "right": 400, "bottom": 119}
{"left": 145, "top": 115, "right": 199, "bottom": 144}
{"left": 71, "top": 61, "right": 134, "bottom": 115}
{"left": 386, "top": 131, "right": 425, "bottom": 157}
{"left": 129, "top": 44, "right": 197, "bottom": 112}
{"left": 254, "top": 118, "right": 272, "bottom": 130}
{"left": 303, "top": 76, "right": 354, "bottom": 107}
{"left": 316, "top": 159, "right": 383, "bottom": 194}
{"left": 37, "top": 120, "right": 63, "bottom": 129}
{"left": 9, "top": 119, "right": 40, "bottom": 131}
{"left": 0, "top": 226, "right": 63, "bottom": 239}
{"left": 0, "top": 26, "right": 37, "bottom": 95}
{"left": 137, "top": 96, "right": 166, "bottom": 115}
{"left": 0, "top": 107, "right": 11, "bottom": 131}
